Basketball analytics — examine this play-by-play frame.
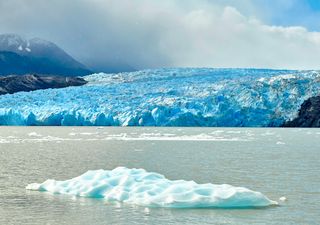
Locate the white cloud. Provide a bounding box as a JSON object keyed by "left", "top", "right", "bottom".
{"left": 0, "top": 0, "right": 320, "bottom": 71}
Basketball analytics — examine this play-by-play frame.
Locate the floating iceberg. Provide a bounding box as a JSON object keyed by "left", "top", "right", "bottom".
{"left": 26, "top": 167, "right": 277, "bottom": 208}
{"left": 2, "top": 68, "right": 320, "bottom": 126}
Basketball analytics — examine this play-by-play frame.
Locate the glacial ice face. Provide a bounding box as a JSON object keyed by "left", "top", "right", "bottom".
{"left": 1, "top": 68, "right": 320, "bottom": 126}
{"left": 26, "top": 167, "right": 277, "bottom": 208}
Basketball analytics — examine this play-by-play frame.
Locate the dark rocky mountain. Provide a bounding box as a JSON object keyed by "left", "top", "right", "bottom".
{"left": 0, "top": 74, "right": 87, "bottom": 95}
{"left": 0, "top": 34, "right": 92, "bottom": 76}
{"left": 282, "top": 96, "right": 320, "bottom": 127}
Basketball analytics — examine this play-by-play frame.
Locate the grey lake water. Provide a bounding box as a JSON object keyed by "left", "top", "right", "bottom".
{"left": 0, "top": 127, "right": 319, "bottom": 225}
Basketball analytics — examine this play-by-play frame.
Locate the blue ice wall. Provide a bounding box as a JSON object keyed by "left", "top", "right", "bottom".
{"left": 1, "top": 68, "right": 320, "bottom": 126}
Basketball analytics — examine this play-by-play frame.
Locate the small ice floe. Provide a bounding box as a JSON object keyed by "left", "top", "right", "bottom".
{"left": 276, "top": 141, "right": 286, "bottom": 145}
{"left": 80, "top": 132, "right": 93, "bottom": 135}
{"left": 0, "top": 139, "right": 10, "bottom": 144}
{"left": 100, "top": 132, "right": 248, "bottom": 142}
{"left": 144, "top": 208, "right": 150, "bottom": 214}
{"left": 28, "top": 132, "right": 42, "bottom": 137}
{"left": 279, "top": 196, "right": 287, "bottom": 202}
{"left": 26, "top": 167, "right": 278, "bottom": 209}
{"left": 7, "top": 136, "right": 16, "bottom": 139}
{"left": 226, "top": 130, "right": 241, "bottom": 134}
{"left": 133, "top": 149, "right": 144, "bottom": 152}
{"left": 261, "top": 131, "right": 275, "bottom": 136}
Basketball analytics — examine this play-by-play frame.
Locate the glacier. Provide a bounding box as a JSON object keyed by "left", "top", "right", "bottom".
{"left": 26, "top": 167, "right": 277, "bottom": 208}
{"left": 1, "top": 68, "right": 320, "bottom": 126}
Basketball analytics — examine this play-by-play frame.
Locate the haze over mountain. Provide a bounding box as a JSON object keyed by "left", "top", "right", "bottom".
{"left": 1, "top": 1, "right": 320, "bottom": 71}
{"left": 0, "top": 34, "right": 92, "bottom": 76}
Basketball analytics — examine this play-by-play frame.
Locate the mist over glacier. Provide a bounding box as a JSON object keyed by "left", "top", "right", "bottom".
{"left": 1, "top": 68, "right": 320, "bottom": 126}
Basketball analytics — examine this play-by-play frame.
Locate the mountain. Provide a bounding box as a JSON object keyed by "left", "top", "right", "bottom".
{"left": 0, "top": 74, "right": 87, "bottom": 95}
{"left": 0, "top": 34, "right": 92, "bottom": 76}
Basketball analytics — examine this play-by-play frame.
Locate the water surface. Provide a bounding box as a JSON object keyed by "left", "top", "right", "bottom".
{"left": 0, "top": 127, "right": 319, "bottom": 224}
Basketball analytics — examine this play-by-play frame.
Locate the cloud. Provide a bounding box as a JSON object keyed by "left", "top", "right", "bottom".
{"left": 0, "top": 0, "right": 320, "bottom": 71}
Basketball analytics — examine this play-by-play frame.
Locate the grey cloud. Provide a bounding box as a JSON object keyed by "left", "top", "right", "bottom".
{"left": 1, "top": 0, "right": 320, "bottom": 72}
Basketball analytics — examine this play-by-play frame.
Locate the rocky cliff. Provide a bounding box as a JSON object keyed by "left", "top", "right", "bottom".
{"left": 283, "top": 96, "right": 320, "bottom": 127}
{"left": 0, "top": 74, "right": 87, "bottom": 95}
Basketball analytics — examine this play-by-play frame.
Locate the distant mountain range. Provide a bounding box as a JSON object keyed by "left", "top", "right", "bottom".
{"left": 0, "top": 34, "right": 92, "bottom": 76}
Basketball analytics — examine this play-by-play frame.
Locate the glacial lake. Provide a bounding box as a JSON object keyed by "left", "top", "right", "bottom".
{"left": 0, "top": 127, "right": 319, "bottom": 225}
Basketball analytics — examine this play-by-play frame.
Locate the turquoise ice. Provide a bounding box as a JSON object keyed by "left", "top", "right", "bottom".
{"left": 1, "top": 68, "right": 320, "bottom": 126}
{"left": 26, "top": 167, "right": 277, "bottom": 208}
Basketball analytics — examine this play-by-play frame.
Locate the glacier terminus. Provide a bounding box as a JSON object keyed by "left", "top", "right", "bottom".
{"left": 1, "top": 68, "right": 320, "bottom": 126}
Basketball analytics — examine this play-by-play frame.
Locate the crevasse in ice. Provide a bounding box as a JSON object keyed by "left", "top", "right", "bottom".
{"left": 26, "top": 167, "right": 277, "bottom": 208}
{"left": 1, "top": 68, "right": 320, "bottom": 126}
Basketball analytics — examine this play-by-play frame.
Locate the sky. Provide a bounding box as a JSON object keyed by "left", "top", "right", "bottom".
{"left": 0, "top": 0, "right": 320, "bottom": 72}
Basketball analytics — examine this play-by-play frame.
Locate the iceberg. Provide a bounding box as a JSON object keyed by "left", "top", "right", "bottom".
{"left": 26, "top": 167, "right": 277, "bottom": 208}
{"left": 1, "top": 68, "right": 320, "bottom": 126}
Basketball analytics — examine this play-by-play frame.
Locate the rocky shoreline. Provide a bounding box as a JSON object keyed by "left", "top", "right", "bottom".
{"left": 0, "top": 74, "right": 87, "bottom": 95}
{"left": 282, "top": 96, "right": 320, "bottom": 127}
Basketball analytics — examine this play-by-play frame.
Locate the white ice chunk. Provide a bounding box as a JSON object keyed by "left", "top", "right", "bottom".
{"left": 28, "top": 132, "right": 42, "bottom": 137}
{"left": 26, "top": 167, "right": 278, "bottom": 208}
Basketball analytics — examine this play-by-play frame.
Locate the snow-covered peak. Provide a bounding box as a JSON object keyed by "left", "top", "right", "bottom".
{"left": 29, "top": 37, "right": 52, "bottom": 46}
{"left": 0, "top": 33, "right": 26, "bottom": 42}
{"left": 0, "top": 34, "right": 58, "bottom": 54}
{"left": 0, "top": 34, "right": 32, "bottom": 53}
{"left": 0, "top": 34, "right": 27, "bottom": 47}
{"left": 0, "top": 33, "right": 92, "bottom": 76}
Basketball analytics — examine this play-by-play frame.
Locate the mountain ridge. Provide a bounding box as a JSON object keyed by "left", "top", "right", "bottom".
{"left": 0, "top": 34, "right": 92, "bottom": 76}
